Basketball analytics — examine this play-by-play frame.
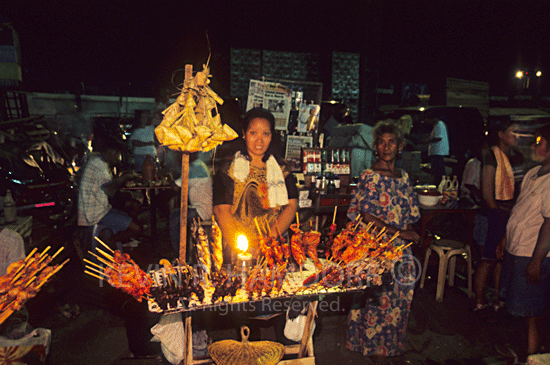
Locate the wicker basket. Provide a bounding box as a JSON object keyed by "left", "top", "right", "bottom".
{"left": 208, "top": 326, "right": 285, "bottom": 365}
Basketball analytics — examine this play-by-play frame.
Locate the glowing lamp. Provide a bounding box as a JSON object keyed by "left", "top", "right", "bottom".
{"left": 237, "top": 235, "right": 248, "bottom": 252}
{"left": 236, "top": 234, "right": 252, "bottom": 285}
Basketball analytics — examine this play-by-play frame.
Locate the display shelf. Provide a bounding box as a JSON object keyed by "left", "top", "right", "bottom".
{"left": 301, "top": 147, "right": 352, "bottom": 176}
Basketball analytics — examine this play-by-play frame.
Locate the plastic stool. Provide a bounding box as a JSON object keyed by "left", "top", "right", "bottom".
{"left": 420, "top": 239, "right": 473, "bottom": 302}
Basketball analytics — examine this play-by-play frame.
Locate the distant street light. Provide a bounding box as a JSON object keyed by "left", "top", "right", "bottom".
{"left": 515, "top": 71, "right": 524, "bottom": 78}
{"left": 536, "top": 70, "right": 542, "bottom": 77}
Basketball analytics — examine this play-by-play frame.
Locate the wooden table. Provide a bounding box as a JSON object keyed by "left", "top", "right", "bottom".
{"left": 419, "top": 203, "right": 479, "bottom": 249}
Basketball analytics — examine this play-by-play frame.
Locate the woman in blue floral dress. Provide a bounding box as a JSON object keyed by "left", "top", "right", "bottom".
{"left": 346, "top": 121, "right": 421, "bottom": 357}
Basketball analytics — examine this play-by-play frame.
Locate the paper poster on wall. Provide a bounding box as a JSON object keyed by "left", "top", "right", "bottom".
{"left": 297, "top": 104, "right": 320, "bottom": 133}
{"left": 285, "top": 135, "right": 313, "bottom": 172}
{"left": 246, "top": 79, "right": 292, "bottom": 130}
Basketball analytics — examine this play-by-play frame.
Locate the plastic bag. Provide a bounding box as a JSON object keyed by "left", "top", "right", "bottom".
{"left": 283, "top": 306, "right": 315, "bottom": 342}
{"left": 0, "top": 328, "right": 51, "bottom": 365}
{"left": 150, "top": 313, "right": 209, "bottom": 364}
{"left": 151, "top": 313, "right": 184, "bottom": 365}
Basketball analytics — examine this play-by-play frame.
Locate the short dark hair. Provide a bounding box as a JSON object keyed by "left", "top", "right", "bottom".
{"left": 237, "top": 107, "right": 283, "bottom": 163}
{"left": 373, "top": 121, "right": 405, "bottom": 147}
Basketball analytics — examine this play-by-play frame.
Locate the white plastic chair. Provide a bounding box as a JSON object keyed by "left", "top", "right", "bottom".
{"left": 420, "top": 239, "right": 473, "bottom": 302}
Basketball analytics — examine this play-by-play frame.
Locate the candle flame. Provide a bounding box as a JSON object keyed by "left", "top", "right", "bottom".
{"left": 237, "top": 235, "right": 248, "bottom": 252}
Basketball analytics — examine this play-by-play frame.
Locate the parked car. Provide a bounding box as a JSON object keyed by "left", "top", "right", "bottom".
{"left": 0, "top": 140, "right": 77, "bottom": 225}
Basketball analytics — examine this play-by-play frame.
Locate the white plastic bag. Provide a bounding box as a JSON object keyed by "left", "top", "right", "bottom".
{"left": 283, "top": 306, "right": 315, "bottom": 342}
{"left": 151, "top": 313, "right": 184, "bottom": 365}
{"left": 0, "top": 328, "right": 51, "bottom": 365}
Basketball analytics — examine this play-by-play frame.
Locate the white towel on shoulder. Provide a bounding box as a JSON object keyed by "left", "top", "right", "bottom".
{"left": 233, "top": 152, "right": 289, "bottom": 208}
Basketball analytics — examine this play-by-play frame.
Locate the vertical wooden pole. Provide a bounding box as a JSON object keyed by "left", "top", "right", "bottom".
{"left": 179, "top": 64, "right": 193, "bottom": 264}
{"left": 184, "top": 314, "right": 193, "bottom": 365}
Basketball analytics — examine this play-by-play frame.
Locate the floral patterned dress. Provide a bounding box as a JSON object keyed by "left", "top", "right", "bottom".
{"left": 346, "top": 168, "right": 420, "bottom": 357}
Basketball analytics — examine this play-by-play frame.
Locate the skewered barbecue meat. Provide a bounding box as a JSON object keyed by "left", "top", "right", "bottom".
{"left": 191, "top": 219, "right": 211, "bottom": 281}
{"left": 303, "top": 231, "right": 322, "bottom": 269}
{"left": 210, "top": 216, "right": 223, "bottom": 272}
{"left": 289, "top": 223, "right": 306, "bottom": 266}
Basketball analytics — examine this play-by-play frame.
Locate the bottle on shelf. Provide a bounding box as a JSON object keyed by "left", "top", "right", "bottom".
{"left": 450, "top": 175, "right": 459, "bottom": 199}
{"left": 437, "top": 175, "right": 448, "bottom": 194}
{"left": 334, "top": 174, "right": 341, "bottom": 192}
{"left": 142, "top": 154, "right": 156, "bottom": 181}
{"left": 4, "top": 189, "right": 17, "bottom": 223}
{"left": 327, "top": 173, "right": 336, "bottom": 194}
{"left": 320, "top": 174, "right": 327, "bottom": 195}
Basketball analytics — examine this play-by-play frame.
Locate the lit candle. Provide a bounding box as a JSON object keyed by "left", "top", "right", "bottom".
{"left": 236, "top": 235, "right": 252, "bottom": 284}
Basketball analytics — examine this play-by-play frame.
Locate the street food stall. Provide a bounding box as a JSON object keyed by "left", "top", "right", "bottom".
{"left": 80, "top": 63, "right": 418, "bottom": 365}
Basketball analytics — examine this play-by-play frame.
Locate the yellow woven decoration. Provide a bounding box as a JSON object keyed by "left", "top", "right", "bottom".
{"left": 208, "top": 326, "right": 285, "bottom": 365}
{"left": 155, "top": 63, "right": 238, "bottom": 153}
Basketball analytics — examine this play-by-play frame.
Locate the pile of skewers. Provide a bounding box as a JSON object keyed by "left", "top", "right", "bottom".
{"left": 0, "top": 246, "right": 68, "bottom": 326}
{"left": 144, "top": 209, "right": 414, "bottom": 313}
{"left": 190, "top": 216, "right": 224, "bottom": 283}
{"left": 149, "top": 259, "right": 205, "bottom": 310}
{"left": 84, "top": 238, "right": 153, "bottom": 302}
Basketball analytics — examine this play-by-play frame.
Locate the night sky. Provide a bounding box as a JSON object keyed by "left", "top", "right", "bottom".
{"left": 2, "top": 0, "right": 549, "bottom": 98}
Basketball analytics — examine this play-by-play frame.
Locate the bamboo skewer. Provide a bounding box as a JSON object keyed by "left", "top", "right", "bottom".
{"left": 35, "top": 259, "right": 70, "bottom": 290}
{"left": 254, "top": 217, "right": 263, "bottom": 236}
{"left": 264, "top": 219, "right": 272, "bottom": 237}
{"left": 376, "top": 227, "right": 387, "bottom": 240}
{"left": 397, "top": 242, "right": 413, "bottom": 251}
{"left": 95, "top": 237, "right": 114, "bottom": 253}
{"left": 39, "top": 246, "right": 51, "bottom": 257}
{"left": 85, "top": 265, "right": 108, "bottom": 278}
{"left": 83, "top": 258, "right": 105, "bottom": 271}
{"left": 10, "top": 258, "right": 34, "bottom": 283}
{"left": 84, "top": 270, "right": 105, "bottom": 281}
{"left": 24, "top": 248, "right": 37, "bottom": 261}
{"left": 96, "top": 248, "right": 114, "bottom": 262}
{"left": 332, "top": 206, "right": 337, "bottom": 226}
{"left": 50, "top": 246, "right": 64, "bottom": 262}
{"left": 88, "top": 252, "right": 118, "bottom": 271}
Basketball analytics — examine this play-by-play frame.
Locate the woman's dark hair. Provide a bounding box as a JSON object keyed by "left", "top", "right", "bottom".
{"left": 487, "top": 117, "right": 517, "bottom": 147}
{"left": 237, "top": 107, "right": 283, "bottom": 163}
{"left": 372, "top": 121, "right": 405, "bottom": 148}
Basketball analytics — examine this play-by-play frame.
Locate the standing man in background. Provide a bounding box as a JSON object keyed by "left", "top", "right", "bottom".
{"left": 424, "top": 113, "right": 449, "bottom": 185}
{"left": 129, "top": 110, "right": 157, "bottom": 172}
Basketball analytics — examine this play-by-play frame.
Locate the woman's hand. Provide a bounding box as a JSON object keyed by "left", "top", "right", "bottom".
{"left": 399, "top": 229, "right": 421, "bottom": 245}
{"left": 526, "top": 258, "right": 543, "bottom": 285}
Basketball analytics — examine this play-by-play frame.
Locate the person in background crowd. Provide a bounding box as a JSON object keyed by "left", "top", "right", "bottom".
{"left": 213, "top": 107, "right": 298, "bottom": 263}
{"left": 0, "top": 228, "right": 24, "bottom": 276}
{"left": 346, "top": 121, "right": 421, "bottom": 357}
{"left": 474, "top": 119, "right": 524, "bottom": 312}
{"left": 423, "top": 113, "right": 449, "bottom": 186}
{"left": 461, "top": 137, "right": 490, "bottom": 259}
{"left": 77, "top": 136, "right": 141, "bottom": 250}
{"left": 129, "top": 110, "right": 157, "bottom": 172}
{"left": 499, "top": 124, "right": 550, "bottom": 361}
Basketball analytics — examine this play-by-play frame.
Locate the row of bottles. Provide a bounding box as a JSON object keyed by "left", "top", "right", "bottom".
{"left": 437, "top": 175, "right": 459, "bottom": 199}
{"left": 311, "top": 172, "right": 341, "bottom": 196}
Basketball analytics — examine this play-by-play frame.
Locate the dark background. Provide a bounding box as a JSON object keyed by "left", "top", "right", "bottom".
{"left": 2, "top": 0, "right": 549, "bottom": 98}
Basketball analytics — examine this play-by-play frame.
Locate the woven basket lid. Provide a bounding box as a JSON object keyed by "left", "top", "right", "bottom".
{"left": 208, "top": 326, "right": 285, "bottom": 365}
